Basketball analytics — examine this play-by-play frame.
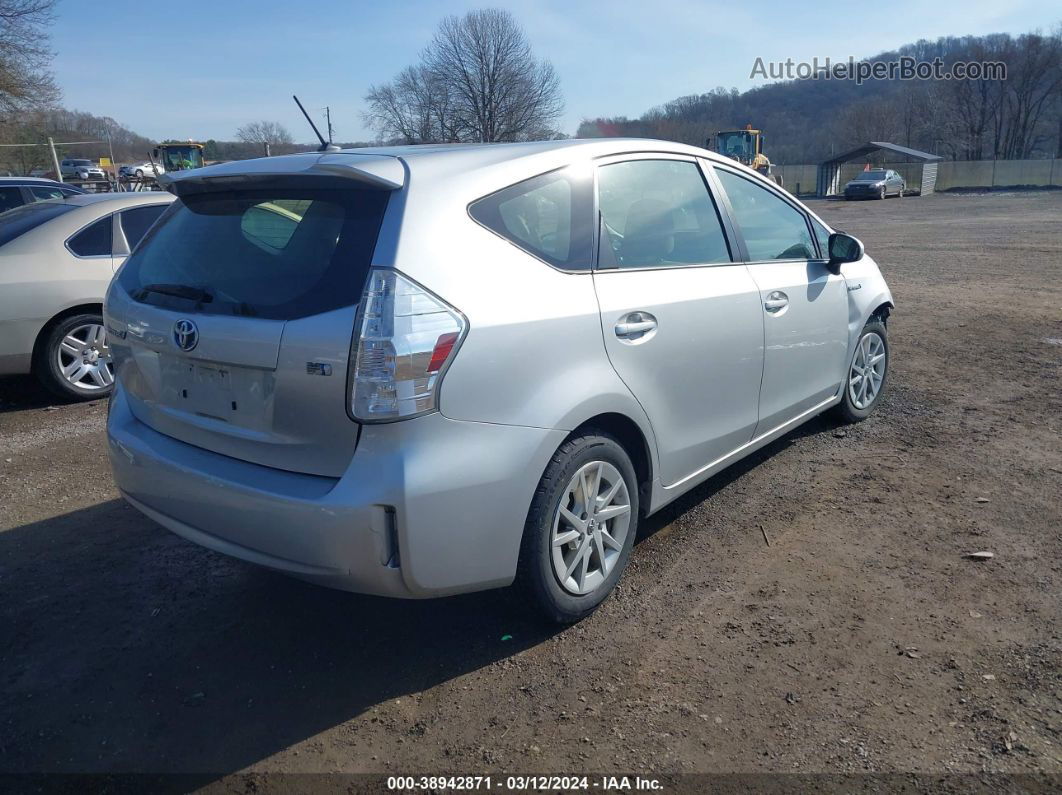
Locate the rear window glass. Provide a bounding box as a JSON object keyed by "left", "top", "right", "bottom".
{"left": 469, "top": 167, "right": 593, "bottom": 270}
{"left": 0, "top": 200, "right": 75, "bottom": 247}
{"left": 117, "top": 189, "right": 389, "bottom": 319}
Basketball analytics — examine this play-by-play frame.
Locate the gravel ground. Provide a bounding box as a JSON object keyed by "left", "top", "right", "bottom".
{"left": 1, "top": 192, "right": 1059, "bottom": 789}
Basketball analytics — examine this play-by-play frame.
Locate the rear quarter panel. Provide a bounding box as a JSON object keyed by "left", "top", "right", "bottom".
{"left": 385, "top": 176, "right": 659, "bottom": 473}
{"left": 0, "top": 213, "right": 114, "bottom": 365}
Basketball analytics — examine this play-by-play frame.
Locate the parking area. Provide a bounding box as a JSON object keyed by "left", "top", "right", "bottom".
{"left": 1, "top": 192, "right": 1059, "bottom": 780}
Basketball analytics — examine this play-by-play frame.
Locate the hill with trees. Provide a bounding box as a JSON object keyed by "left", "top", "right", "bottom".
{"left": 577, "top": 30, "right": 1062, "bottom": 164}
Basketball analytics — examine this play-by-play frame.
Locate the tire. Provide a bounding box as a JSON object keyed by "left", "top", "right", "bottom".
{"left": 34, "top": 313, "right": 115, "bottom": 402}
{"left": 879, "top": 186, "right": 887, "bottom": 200}
{"left": 832, "top": 319, "right": 889, "bottom": 424}
{"left": 518, "top": 431, "right": 640, "bottom": 624}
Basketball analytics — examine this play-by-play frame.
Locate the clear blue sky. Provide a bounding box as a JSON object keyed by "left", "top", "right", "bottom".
{"left": 52, "top": 0, "right": 1060, "bottom": 143}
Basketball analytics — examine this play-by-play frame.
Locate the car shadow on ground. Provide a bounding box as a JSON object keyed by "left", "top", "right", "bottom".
{"left": 0, "top": 410, "right": 844, "bottom": 783}
{"left": 0, "top": 498, "right": 560, "bottom": 782}
{"left": 0, "top": 375, "right": 67, "bottom": 414}
{"left": 637, "top": 411, "right": 841, "bottom": 540}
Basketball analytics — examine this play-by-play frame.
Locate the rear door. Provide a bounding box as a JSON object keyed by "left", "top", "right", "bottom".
{"left": 712, "top": 166, "right": 848, "bottom": 434}
{"left": 591, "top": 155, "right": 764, "bottom": 487}
{"left": 106, "top": 184, "right": 391, "bottom": 477}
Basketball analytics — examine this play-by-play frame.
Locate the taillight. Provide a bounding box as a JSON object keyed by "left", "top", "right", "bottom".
{"left": 349, "top": 268, "right": 466, "bottom": 422}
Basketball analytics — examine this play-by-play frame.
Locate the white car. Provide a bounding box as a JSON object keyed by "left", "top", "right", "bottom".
{"left": 0, "top": 192, "right": 174, "bottom": 399}
{"left": 119, "top": 162, "right": 165, "bottom": 179}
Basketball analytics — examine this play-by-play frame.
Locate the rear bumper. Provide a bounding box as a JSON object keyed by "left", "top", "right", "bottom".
{"left": 107, "top": 385, "right": 565, "bottom": 598}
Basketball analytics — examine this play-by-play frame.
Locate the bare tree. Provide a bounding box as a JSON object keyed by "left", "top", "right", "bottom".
{"left": 235, "top": 120, "right": 294, "bottom": 146}
{"left": 0, "top": 0, "right": 59, "bottom": 115}
{"left": 366, "top": 64, "right": 462, "bottom": 144}
{"left": 365, "top": 8, "right": 563, "bottom": 143}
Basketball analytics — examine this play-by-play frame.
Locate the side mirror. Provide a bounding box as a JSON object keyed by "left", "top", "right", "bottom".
{"left": 827, "top": 232, "right": 864, "bottom": 274}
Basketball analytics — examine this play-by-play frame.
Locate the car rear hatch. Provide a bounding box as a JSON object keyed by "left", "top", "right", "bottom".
{"left": 105, "top": 154, "right": 402, "bottom": 477}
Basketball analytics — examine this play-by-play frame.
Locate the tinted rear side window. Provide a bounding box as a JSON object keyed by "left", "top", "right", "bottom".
{"left": 118, "top": 189, "right": 389, "bottom": 319}
{"left": 469, "top": 167, "right": 593, "bottom": 270}
{"left": 597, "top": 159, "right": 732, "bottom": 268}
{"left": 0, "top": 201, "right": 75, "bottom": 247}
{"left": 119, "top": 204, "right": 167, "bottom": 249}
{"left": 68, "top": 216, "right": 113, "bottom": 257}
{"left": 0, "top": 186, "right": 25, "bottom": 213}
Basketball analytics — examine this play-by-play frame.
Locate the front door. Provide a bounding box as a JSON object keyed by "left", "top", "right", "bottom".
{"left": 592, "top": 156, "right": 764, "bottom": 487}
{"left": 713, "top": 167, "right": 849, "bottom": 434}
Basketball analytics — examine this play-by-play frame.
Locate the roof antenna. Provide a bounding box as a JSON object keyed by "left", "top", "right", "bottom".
{"left": 293, "top": 94, "right": 339, "bottom": 152}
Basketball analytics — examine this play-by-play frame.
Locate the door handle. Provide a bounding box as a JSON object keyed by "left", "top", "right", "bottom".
{"left": 764, "top": 291, "right": 789, "bottom": 313}
{"left": 615, "top": 313, "right": 658, "bottom": 339}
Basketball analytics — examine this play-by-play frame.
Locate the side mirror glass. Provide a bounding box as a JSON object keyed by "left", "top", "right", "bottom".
{"left": 827, "top": 232, "right": 863, "bottom": 273}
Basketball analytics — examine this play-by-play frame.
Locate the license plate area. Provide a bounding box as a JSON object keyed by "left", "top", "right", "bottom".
{"left": 159, "top": 356, "right": 274, "bottom": 431}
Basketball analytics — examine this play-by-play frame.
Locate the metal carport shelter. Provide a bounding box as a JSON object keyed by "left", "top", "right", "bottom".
{"left": 818, "top": 142, "right": 943, "bottom": 197}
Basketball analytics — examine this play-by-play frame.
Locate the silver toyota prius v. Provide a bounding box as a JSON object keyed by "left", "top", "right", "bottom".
{"left": 104, "top": 139, "right": 893, "bottom": 623}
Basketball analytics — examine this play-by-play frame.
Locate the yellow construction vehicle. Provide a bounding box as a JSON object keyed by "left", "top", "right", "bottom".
{"left": 712, "top": 125, "right": 777, "bottom": 181}
{"left": 152, "top": 142, "right": 205, "bottom": 172}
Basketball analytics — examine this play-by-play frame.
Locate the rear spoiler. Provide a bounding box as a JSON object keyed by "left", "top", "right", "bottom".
{"left": 159, "top": 152, "right": 405, "bottom": 197}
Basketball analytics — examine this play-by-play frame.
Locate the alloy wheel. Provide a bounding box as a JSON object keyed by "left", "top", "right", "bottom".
{"left": 56, "top": 322, "right": 113, "bottom": 391}
{"left": 848, "top": 331, "right": 886, "bottom": 409}
{"left": 551, "top": 460, "right": 632, "bottom": 596}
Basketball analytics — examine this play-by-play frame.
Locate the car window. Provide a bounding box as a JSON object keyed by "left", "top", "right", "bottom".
{"left": 119, "top": 204, "right": 167, "bottom": 249}
{"left": 0, "top": 186, "right": 25, "bottom": 213}
{"left": 596, "top": 159, "right": 731, "bottom": 269}
{"left": 810, "top": 217, "right": 831, "bottom": 259}
{"left": 715, "top": 169, "right": 815, "bottom": 262}
{"left": 29, "top": 186, "right": 65, "bottom": 202}
{"left": 0, "top": 201, "right": 76, "bottom": 247}
{"left": 469, "top": 167, "right": 593, "bottom": 270}
{"left": 240, "top": 199, "right": 312, "bottom": 252}
{"left": 68, "top": 216, "right": 113, "bottom": 257}
{"left": 118, "top": 189, "right": 390, "bottom": 320}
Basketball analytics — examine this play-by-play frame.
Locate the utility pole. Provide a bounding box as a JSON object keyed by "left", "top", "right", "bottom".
{"left": 108, "top": 135, "right": 116, "bottom": 190}
{"left": 48, "top": 137, "right": 63, "bottom": 183}
{"left": 324, "top": 106, "right": 334, "bottom": 144}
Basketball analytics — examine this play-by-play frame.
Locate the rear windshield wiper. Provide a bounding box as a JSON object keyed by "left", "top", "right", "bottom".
{"left": 134, "top": 283, "right": 214, "bottom": 304}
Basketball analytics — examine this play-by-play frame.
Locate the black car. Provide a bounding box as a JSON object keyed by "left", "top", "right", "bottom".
{"left": 843, "top": 169, "right": 905, "bottom": 200}
{"left": 0, "top": 178, "right": 86, "bottom": 214}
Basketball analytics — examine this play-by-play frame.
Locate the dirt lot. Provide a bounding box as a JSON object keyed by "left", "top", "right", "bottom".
{"left": 1, "top": 192, "right": 1059, "bottom": 789}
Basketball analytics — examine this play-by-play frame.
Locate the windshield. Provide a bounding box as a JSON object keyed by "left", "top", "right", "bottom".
{"left": 0, "top": 201, "right": 76, "bottom": 248}
{"left": 160, "top": 147, "right": 205, "bottom": 171}
{"left": 70, "top": 160, "right": 93, "bottom": 167}
{"left": 717, "top": 132, "right": 755, "bottom": 160}
{"left": 117, "top": 188, "right": 389, "bottom": 319}
{"left": 854, "top": 171, "right": 888, "bottom": 181}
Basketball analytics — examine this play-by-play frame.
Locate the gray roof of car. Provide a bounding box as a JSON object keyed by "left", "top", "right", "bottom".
{"left": 162, "top": 138, "right": 725, "bottom": 196}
